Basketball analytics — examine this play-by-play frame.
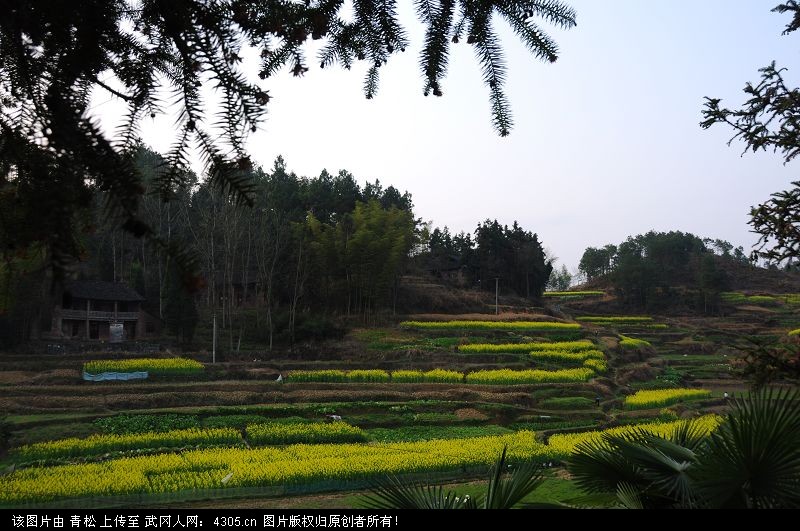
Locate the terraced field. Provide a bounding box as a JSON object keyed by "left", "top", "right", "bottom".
{"left": 1, "top": 294, "right": 795, "bottom": 508}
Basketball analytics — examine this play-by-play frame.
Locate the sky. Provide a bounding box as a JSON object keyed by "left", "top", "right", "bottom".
{"left": 95, "top": 0, "right": 800, "bottom": 273}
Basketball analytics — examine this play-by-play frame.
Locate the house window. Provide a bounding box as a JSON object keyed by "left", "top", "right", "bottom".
{"left": 89, "top": 322, "right": 100, "bottom": 340}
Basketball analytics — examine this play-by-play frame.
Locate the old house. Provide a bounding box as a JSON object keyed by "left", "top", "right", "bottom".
{"left": 51, "top": 280, "right": 160, "bottom": 341}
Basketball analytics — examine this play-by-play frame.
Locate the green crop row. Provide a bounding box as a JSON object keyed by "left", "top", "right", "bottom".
{"left": 782, "top": 294, "right": 800, "bottom": 305}
{"left": 289, "top": 366, "right": 604, "bottom": 385}
{"left": 464, "top": 367, "right": 595, "bottom": 384}
{"left": 459, "top": 340, "right": 596, "bottom": 354}
{"left": 399, "top": 320, "right": 581, "bottom": 331}
{"left": 581, "top": 358, "right": 608, "bottom": 373}
{"left": 247, "top": 422, "right": 365, "bottom": 445}
{"left": 84, "top": 358, "right": 204, "bottom": 376}
{"left": 0, "top": 417, "right": 721, "bottom": 504}
{"left": 624, "top": 388, "right": 712, "bottom": 409}
{"left": 528, "top": 349, "right": 605, "bottom": 363}
{"left": 12, "top": 428, "right": 241, "bottom": 462}
{"left": 542, "top": 291, "right": 604, "bottom": 297}
{"left": 286, "top": 369, "right": 390, "bottom": 382}
{"left": 389, "top": 369, "right": 463, "bottom": 383}
{"left": 720, "top": 292, "right": 779, "bottom": 305}
{"left": 619, "top": 335, "right": 652, "bottom": 349}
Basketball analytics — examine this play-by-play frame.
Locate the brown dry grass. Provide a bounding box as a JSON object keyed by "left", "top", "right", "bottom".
{"left": 0, "top": 371, "right": 37, "bottom": 385}
{"left": 616, "top": 364, "right": 656, "bottom": 386}
{"left": 454, "top": 408, "right": 489, "bottom": 421}
{"left": 734, "top": 305, "right": 778, "bottom": 313}
{"left": 669, "top": 337, "right": 715, "bottom": 353}
{"left": 29, "top": 369, "right": 82, "bottom": 384}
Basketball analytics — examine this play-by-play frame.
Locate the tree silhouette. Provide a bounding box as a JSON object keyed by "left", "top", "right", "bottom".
{"left": 701, "top": 2, "right": 800, "bottom": 264}
{"left": 0, "top": 1, "right": 576, "bottom": 285}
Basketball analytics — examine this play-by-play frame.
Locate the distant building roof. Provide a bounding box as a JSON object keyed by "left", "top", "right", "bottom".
{"left": 65, "top": 280, "right": 145, "bottom": 302}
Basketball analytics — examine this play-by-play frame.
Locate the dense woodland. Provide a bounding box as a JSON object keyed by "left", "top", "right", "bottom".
{"left": 0, "top": 147, "right": 554, "bottom": 349}
{"left": 579, "top": 231, "right": 750, "bottom": 311}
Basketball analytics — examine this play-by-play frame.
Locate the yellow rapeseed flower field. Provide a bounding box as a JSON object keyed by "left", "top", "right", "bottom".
{"left": 547, "top": 415, "right": 722, "bottom": 456}
{"left": 624, "top": 388, "right": 712, "bottom": 409}
{"left": 247, "top": 422, "right": 366, "bottom": 445}
{"left": 458, "top": 340, "right": 597, "bottom": 354}
{"left": 399, "top": 321, "right": 580, "bottom": 331}
{"left": 1, "top": 415, "right": 726, "bottom": 505}
{"left": 390, "top": 369, "right": 463, "bottom": 383}
{"left": 83, "top": 357, "right": 204, "bottom": 375}
{"left": 465, "top": 367, "right": 595, "bottom": 384}
{"left": 12, "top": 428, "right": 242, "bottom": 461}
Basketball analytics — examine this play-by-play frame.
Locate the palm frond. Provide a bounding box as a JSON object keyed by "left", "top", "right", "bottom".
{"left": 568, "top": 437, "right": 641, "bottom": 494}
{"left": 361, "top": 445, "right": 542, "bottom": 509}
{"left": 484, "top": 446, "right": 544, "bottom": 508}
{"left": 616, "top": 482, "right": 644, "bottom": 509}
{"left": 361, "top": 476, "right": 471, "bottom": 509}
{"left": 695, "top": 387, "right": 800, "bottom": 509}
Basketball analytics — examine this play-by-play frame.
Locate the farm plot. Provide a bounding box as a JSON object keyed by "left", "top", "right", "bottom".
{"left": 400, "top": 321, "right": 580, "bottom": 332}
{"left": 0, "top": 416, "right": 721, "bottom": 505}
{"left": 84, "top": 358, "right": 204, "bottom": 376}
{"left": 624, "top": 388, "right": 712, "bottom": 409}
{"left": 287, "top": 366, "right": 604, "bottom": 384}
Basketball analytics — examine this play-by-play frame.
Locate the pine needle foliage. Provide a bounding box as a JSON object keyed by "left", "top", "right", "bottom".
{"left": 0, "top": 1, "right": 574, "bottom": 283}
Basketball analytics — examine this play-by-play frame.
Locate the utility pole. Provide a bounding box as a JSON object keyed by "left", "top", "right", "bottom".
{"left": 495, "top": 277, "right": 499, "bottom": 315}
{"left": 212, "top": 313, "right": 217, "bottom": 364}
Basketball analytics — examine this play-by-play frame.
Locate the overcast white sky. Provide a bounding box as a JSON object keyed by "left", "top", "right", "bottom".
{"left": 95, "top": 0, "right": 799, "bottom": 272}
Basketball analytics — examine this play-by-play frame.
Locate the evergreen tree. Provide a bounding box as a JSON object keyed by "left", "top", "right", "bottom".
{"left": 421, "top": 218, "right": 551, "bottom": 298}
{"left": 0, "top": 1, "right": 576, "bottom": 282}
{"left": 701, "top": 2, "right": 800, "bottom": 264}
{"left": 580, "top": 231, "right": 738, "bottom": 310}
